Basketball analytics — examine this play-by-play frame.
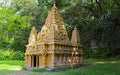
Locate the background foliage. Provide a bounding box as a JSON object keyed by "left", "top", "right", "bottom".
{"left": 0, "top": 0, "right": 119, "bottom": 59}
{"left": 0, "top": 50, "right": 24, "bottom": 60}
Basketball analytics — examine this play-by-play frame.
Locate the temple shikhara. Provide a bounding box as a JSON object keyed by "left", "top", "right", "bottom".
{"left": 25, "top": 4, "right": 83, "bottom": 69}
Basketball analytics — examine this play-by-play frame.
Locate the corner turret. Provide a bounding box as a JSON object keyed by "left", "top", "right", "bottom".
{"left": 71, "top": 26, "right": 81, "bottom": 45}
{"left": 28, "top": 27, "right": 37, "bottom": 45}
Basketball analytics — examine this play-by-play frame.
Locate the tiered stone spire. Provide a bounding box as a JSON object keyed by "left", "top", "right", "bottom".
{"left": 71, "top": 26, "right": 81, "bottom": 45}
{"left": 37, "top": 4, "right": 70, "bottom": 44}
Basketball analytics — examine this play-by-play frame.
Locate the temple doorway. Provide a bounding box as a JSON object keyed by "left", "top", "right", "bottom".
{"left": 33, "top": 55, "right": 36, "bottom": 67}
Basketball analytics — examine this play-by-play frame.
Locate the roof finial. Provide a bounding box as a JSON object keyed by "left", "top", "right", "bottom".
{"left": 52, "top": 3, "right": 57, "bottom": 10}
{"left": 32, "top": 26, "right": 36, "bottom": 30}
{"left": 53, "top": 3, "right": 56, "bottom": 7}
{"left": 74, "top": 26, "right": 77, "bottom": 30}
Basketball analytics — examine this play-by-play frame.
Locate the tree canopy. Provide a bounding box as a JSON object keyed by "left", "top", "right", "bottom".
{"left": 0, "top": 0, "right": 119, "bottom": 56}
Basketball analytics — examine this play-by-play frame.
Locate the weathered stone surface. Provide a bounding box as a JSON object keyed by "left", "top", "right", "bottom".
{"left": 25, "top": 4, "right": 83, "bottom": 69}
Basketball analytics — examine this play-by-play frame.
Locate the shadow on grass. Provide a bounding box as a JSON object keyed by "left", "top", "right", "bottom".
{"left": 0, "top": 69, "right": 12, "bottom": 75}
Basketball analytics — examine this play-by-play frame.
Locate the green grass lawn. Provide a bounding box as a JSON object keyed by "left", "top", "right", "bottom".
{"left": 0, "top": 59, "right": 120, "bottom": 75}
{"left": 39, "top": 59, "right": 120, "bottom": 75}
{"left": 0, "top": 60, "right": 24, "bottom": 74}
{"left": 62, "top": 59, "right": 120, "bottom": 75}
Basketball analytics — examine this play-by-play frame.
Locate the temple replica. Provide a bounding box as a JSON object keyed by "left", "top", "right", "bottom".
{"left": 25, "top": 4, "right": 83, "bottom": 69}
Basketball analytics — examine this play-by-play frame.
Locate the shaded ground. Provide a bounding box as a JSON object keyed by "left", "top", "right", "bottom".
{"left": 8, "top": 70, "right": 41, "bottom": 75}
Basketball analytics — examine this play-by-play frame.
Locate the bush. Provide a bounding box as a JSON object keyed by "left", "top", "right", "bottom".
{"left": 22, "top": 66, "right": 27, "bottom": 70}
{"left": 83, "top": 48, "right": 110, "bottom": 58}
{"left": 116, "top": 55, "right": 120, "bottom": 59}
{"left": 13, "top": 51, "right": 24, "bottom": 60}
{"left": 32, "top": 68, "right": 46, "bottom": 72}
{"left": 0, "top": 49, "right": 24, "bottom": 60}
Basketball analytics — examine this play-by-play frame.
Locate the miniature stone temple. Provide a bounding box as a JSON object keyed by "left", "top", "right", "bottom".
{"left": 25, "top": 4, "right": 83, "bottom": 69}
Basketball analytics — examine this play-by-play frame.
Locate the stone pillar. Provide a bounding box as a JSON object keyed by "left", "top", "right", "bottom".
{"left": 25, "top": 55, "right": 27, "bottom": 66}
{"left": 66, "top": 54, "right": 69, "bottom": 65}
{"left": 39, "top": 55, "right": 45, "bottom": 68}
{"left": 31, "top": 55, "right": 32, "bottom": 67}
{"left": 57, "top": 55, "right": 59, "bottom": 66}
{"left": 26, "top": 55, "right": 29, "bottom": 66}
{"left": 64, "top": 55, "right": 66, "bottom": 65}
{"left": 59, "top": 54, "right": 62, "bottom": 66}
{"left": 43, "top": 55, "right": 45, "bottom": 68}
{"left": 79, "top": 55, "right": 83, "bottom": 64}
{"left": 68, "top": 54, "right": 71, "bottom": 65}
{"left": 61, "top": 54, "right": 64, "bottom": 65}
{"left": 28, "top": 55, "right": 31, "bottom": 67}
{"left": 31, "top": 55, "right": 34, "bottom": 67}
{"left": 63, "top": 55, "right": 66, "bottom": 65}
{"left": 74, "top": 54, "right": 76, "bottom": 64}
{"left": 71, "top": 54, "right": 74, "bottom": 67}
{"left": 54, "top": 54, "right": 57, "bottom": 66}
{"left": 58, "top": 55, "right": 60, "bottom": 66}
{"left": 76, "top": 54, "right": 79, "bottom": 64}
{"left": 74, "top": 54, "right": 77, "bottom": 64}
